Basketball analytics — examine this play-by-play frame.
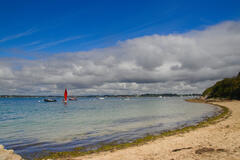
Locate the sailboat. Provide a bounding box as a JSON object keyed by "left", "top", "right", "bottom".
{"left": 68, "top": 89, "right": 77, "bottom": 101}
{"left": 64, "top": 88, "right": 68, "bottom": 103}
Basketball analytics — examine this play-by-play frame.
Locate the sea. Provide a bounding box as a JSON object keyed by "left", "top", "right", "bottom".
{"left": 0, "top": 97, "right": 221, "bottom": 159}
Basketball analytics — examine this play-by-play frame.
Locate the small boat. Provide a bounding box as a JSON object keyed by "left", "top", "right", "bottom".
{"left": 98, "top": 97, "right": 104, "bottom": 100}
{"left": 63, "top": 88, "right": 68, "bottom": 103}
{"left": 69, "top": 97, "right": 77, "bottom": 101}
{"left": 44, "top": 99, "right": 57, "bottom": 102}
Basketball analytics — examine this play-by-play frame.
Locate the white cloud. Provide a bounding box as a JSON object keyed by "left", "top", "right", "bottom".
{"left": 0, "top": 21, "right": 240, "bottom": 95}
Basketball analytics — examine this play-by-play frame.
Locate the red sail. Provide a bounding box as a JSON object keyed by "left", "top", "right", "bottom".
{"left": 64, "top": 88, "right": 68, "bottom": 101}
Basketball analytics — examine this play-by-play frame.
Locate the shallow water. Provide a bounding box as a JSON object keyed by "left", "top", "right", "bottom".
{"left": 0, "top": 97, "right": 220, "bottom": 159}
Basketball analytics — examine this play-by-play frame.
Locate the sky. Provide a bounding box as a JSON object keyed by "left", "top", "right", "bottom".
{"left": 0, "top": 0, "right": 240, "bottom": 95}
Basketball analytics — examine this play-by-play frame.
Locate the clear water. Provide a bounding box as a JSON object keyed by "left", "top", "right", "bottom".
{"left": 0, "top": 97, "right": 220, "bottom": 159}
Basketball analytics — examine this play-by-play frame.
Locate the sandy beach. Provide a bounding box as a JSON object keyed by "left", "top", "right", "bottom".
{"left": 68, "top": 100, "right": 240, "bottom": 160}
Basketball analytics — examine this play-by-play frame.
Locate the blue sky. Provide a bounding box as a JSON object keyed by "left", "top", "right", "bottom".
{"left": 0, "top": 0, "right": 240, "bottom": 95}
{"left": 0, "top": 0, "right": 240, "bottom": 59}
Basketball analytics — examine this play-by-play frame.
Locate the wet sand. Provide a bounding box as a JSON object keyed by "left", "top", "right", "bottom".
{"left": 71, "top": 100, "right": 240, "bottom": 160}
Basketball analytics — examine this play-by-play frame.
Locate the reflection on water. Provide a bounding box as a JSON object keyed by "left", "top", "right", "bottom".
{"left": 0, "top": 97, "right": 220, "bottom": 159}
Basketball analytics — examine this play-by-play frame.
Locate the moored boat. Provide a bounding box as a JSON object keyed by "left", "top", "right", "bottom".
{"left": 44, "top": 99, "right": 57, "bottom": 102}
{"left": 69, "top": 97, "right": 77, "bottom": 101}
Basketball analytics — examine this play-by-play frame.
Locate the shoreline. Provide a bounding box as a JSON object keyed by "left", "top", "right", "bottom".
{"left": 38, "top": 99, "right": 232, "bottom": 160}
{"left": 76, "top": 100, "right": 240, "bottom": 160}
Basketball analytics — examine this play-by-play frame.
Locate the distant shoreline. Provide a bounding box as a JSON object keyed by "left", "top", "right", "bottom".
{"left": 0, "top": 93, "right": 201, "bottom": 98}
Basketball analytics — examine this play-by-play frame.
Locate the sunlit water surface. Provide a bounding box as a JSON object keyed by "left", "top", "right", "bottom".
{"left": 0, "top": 97, "right": 221, "bottom": 159}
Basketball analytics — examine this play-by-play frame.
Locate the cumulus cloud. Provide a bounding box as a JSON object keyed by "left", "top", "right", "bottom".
{"left": 0, "top": 21, "right": 240, "bottom": 95}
